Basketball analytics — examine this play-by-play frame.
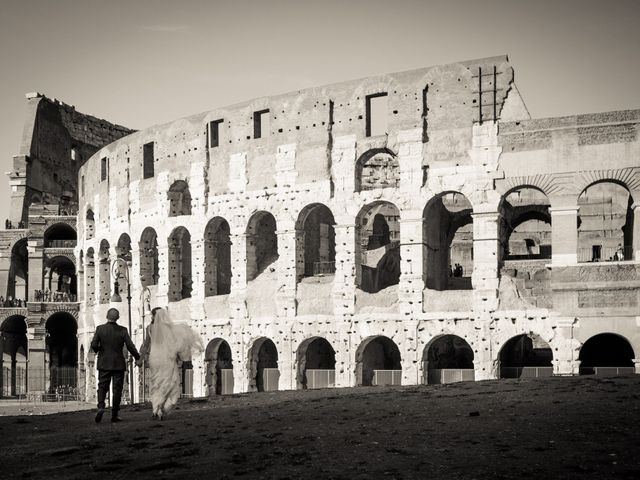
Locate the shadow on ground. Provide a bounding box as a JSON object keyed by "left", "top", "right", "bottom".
{"left": 1, "top": 376, "right": 639, "bottom": 479}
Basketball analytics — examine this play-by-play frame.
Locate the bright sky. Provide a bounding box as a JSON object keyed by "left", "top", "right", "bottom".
{"left": 0, "top": 0, "right": 639, "bottom": 221}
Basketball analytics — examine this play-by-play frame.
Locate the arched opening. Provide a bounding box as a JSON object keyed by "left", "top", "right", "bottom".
{"left": 246, "top": 211, "right": 278, "bottom": 282}
{"left": 296, "top": 337, "right": 336, "bottom": 389}
{"left": 355, "top": 336, "right": 401, "bottom": 386}
{"left": 0, "top": 315, "right": 27, "bottom": 397}
{"left": 423, "top": 335, "right": 474, "bottom": 384}
{"left": 579, "top": 333, "right": 635, "bottom": 376}
{"left": 46, "top": 312, "right": 78, "bottom": 393}
{"left": 85, "top": 248, "right": 95, "bottom": 305}
{"left": 204, "top": 338, "right": 233, "bottom": 396}
{"left": 356, "top": 202, "right": 401, "bottom": 293}
{"left": 85, "top": 209, "right": 95, "bottom": 240}
{"left": 500, "top": 187, "right": 551, "bottom": 260}
{"left": 423, "top": 192, "right": 473, "bottom": 290}
{"left": 98, "top": 240, "right": 111, "bottom": 304}
{"left": 355, "top": 148, "right": 399, "bottom": 191}
{"left": 139, "top": 227, "right": 159, "bottom": 287}
{"left": 168, "top": 227, "right": 192, "bottom": 302}
{"left": 296, "top": 204, "right": 336, "bottom": 280}
{"left": 168, "top": 180, "right": 192, "bottom": 217}
{"left": 249, "top": 337, "right": 279, "bottom": 392}
{"left": 44, "top": 223, "right": 77, "bottom": 248}
{"left": 115, "top": 233, "right": 132, "bottom": 296}
{"left": 578, "top": 182, "right": 633, "bottom": 262}
{"left": 44, "top": 256, "right": 77, "bottom": 302}
{"left": 499, "top": 333, "right": 553, "bottom": 379}
{"left": 7, "top": 238, "right": 28, "bottom": 304}
{"left": 204, "top": 218, "right": 232, "bottom": 296}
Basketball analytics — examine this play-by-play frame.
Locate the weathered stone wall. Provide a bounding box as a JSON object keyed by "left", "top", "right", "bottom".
{"left": 73, "top": 57, "right": 640, "bottom": 397}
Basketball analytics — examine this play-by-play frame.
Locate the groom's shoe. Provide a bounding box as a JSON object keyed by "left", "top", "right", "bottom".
{"left": 95, "top": 408, "right": 104, "bottom": 423}
{"left": 111, "top": 416, "right": 122, "bottom": 423}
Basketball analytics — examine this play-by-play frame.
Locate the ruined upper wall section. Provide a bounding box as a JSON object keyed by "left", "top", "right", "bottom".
{"left": 9, "top": 94, "right": 134, "bottom": 222}
{"left": 80, "top": 56, "right": 527, "bottom": 205}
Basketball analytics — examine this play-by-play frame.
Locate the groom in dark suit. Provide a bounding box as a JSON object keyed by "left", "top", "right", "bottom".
{"left": 91, "top": 308, "right": 140, "bottom": 423}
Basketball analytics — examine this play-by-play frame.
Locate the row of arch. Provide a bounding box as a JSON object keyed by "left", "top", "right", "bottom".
{"left": 79, "top": 179, "right": 636, "bottom": 304}
{"left": 1, "top": 310, "right": 635, "bottom": 397}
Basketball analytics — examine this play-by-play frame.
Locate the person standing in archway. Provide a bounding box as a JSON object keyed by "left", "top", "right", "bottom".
{"left": 90, "top": 308, "right": 140, "bottom": 423}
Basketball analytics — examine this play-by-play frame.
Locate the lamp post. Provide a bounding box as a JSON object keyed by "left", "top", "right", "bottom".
{"left": 110, "top": 258, "right": 134, "bottom": 405}
{"left": 139, "top": 286, "right": 151, "bottom": 402}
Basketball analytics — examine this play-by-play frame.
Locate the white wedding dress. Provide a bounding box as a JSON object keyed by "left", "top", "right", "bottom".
{"left": 147, "top": 308, "right": 203, "bottom": 418}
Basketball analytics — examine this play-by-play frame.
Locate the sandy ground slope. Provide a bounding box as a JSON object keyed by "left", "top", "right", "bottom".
{"left": 1, "top": 376, "right": 639, "bottom": 479}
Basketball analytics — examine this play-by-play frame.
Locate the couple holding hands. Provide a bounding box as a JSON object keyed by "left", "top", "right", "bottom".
{"left": 90, "top": 306, "right": 203, "bottom": 423}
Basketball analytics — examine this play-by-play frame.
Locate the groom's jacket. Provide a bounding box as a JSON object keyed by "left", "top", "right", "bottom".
{"left": 91, "top": 322, "right": 140, "bottom": 371}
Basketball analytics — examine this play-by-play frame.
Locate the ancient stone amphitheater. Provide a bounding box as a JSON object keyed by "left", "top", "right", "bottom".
{"left": 1, "top": 56, "right": 639, "bottom": 401}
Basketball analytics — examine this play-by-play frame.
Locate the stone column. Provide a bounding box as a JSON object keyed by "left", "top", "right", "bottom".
{"left": 398, "top": 215, "right": 424, "bottom": 317}
{"left": 27, "top": 327, "right": 47, "bottom": 393}
{"left": 155, "top": 240, "right": 169, "bottom": 308}
{"left": 549, "top": 200, "right": 579, "bottom": 265}
{"left": 276, "top": 228, "right": 297, "bottom": 318}
{"left": 332, "top": 222, "right": 356, "bottom": 316}
{"left": 471, "top": 211, "right": 501, "bottom": 314}
{"left": 228, "top": 233, "right": 248, "bottom": 323}
{"left": 190, "top": 237, "right": 206, "bottom": 322}
{"left": 27, "top": 239, "right": 44, "bottom": 301}
{"left": 552, "top": 317, "right": 581, "bottom": 375}
{"left": 633, "top": 358, "right": 640, "bottom": 375}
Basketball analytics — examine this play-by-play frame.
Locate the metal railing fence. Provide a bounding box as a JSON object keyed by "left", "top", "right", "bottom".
{"left": 372, "top": 369, "right": 402, "bottom": 386}
{"left": 306, "top": 369, "right": 336, "bottom": 389}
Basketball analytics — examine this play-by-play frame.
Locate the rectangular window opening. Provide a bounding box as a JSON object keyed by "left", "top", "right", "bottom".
{"left": 253, "top": 109, "right": 270, "bottom": 139}
{"left": 100, "top": 157, "right": 108, "bottom": 182}
{"left": 143, "top": 142, "right": 155, "bottom": 179}
{"left": 209, "top": 119, "right": 223, "bottom": 148}
{"left": 366, "top": 93, "right": 388, "bottom": 137}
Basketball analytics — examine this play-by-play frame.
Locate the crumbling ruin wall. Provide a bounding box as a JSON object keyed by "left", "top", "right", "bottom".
{"left": 74, "top": 57, "right": 640, "bottom": 396}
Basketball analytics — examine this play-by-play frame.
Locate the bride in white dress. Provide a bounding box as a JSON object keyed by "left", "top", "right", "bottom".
{"left": 138, "top": 307, "right": 203, "bottom": 419}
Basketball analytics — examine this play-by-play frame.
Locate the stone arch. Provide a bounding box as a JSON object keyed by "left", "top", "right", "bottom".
{"left": 115, "top": 233, "right": 132, "bottom": 296}
{"left": 204, "top": 338, "right": 233, "bottom": 396}
{"left": 85, "top": 248, "right": 96, "bottom": 305}
{"left": 7, "top": 238, "right": 28, "bottom": 303}
{"left": 204, "top": 217, "right": 232, "bottom": 296}
{"left": 422, "top": 334, "right": 474, "bottom": 384}
{"left": 576, "top": 169, "right": 640, "bottom": 202}
{"left": 168, "top": 227, "right": 192, "bottom": 302}
{"left": 423, "top": 192, "right": 473, "bottom": 290}
{"left": 500, "top": 186, "right": 551, "bottom": 260}
{"left": 168, "top": 180, "right": 192, "bottom": 216}
{"left": 0, "top": 315, "right": 28, "bottom": 397}
{"left": 45, "top": 312, "right": 78, "bottom": 393}
{"left": 248, "top": 337, "right": 279, "bottom": 392}
{"left": 98, "top": 240, "right": 111, "bottom": 304}
{"left": 355, "top": 148, "right": 399, "bottom": 191}
{"left": 356, "top": 201, "right": 401, "bottom": 293}
{"left": 578, "top": 333, "right": 635, "bottom": 375}
{"left": 498, "top": 333, "right": 553, "bottom": 379}
{"left": 295, "top": 203, "right": 336, "bottom": 280}
{"left": 139, "top": 227, "right": 159, "bottom": 287}
{"left": 577, "top": 181, "right": 633, "bottom": 262}
{"left": 355, "top": 335, "right": 402, "bottom": 386}
{"left": 85, "top": 208, "right": 95, "bottom": 240}
{"left": 44, "top": 222, "right": 77, "bottom": 248}
{"left": 296, "top": 337, "right": 336, "bottom": 389}
{"left": 246, "top": 211, "right": 278, "bottom": 282}
{"left": 44, "top": 255, "right": 77, "bottom": 301}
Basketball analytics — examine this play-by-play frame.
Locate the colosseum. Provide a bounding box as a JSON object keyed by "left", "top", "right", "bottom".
{"left": 1, "top": 55, "right": 639, "bottom": 402}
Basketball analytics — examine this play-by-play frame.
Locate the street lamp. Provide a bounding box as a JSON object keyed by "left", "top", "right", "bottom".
{"left": 111, "top": 257, "right": 134, "bottom": 405}
{"left": 139, "top": 285, "right": 151, "bottom": 402}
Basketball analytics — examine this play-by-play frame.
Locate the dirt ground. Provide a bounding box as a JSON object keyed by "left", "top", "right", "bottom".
{"left": 1, "top": 375, "right": 639, "bottom": 479}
